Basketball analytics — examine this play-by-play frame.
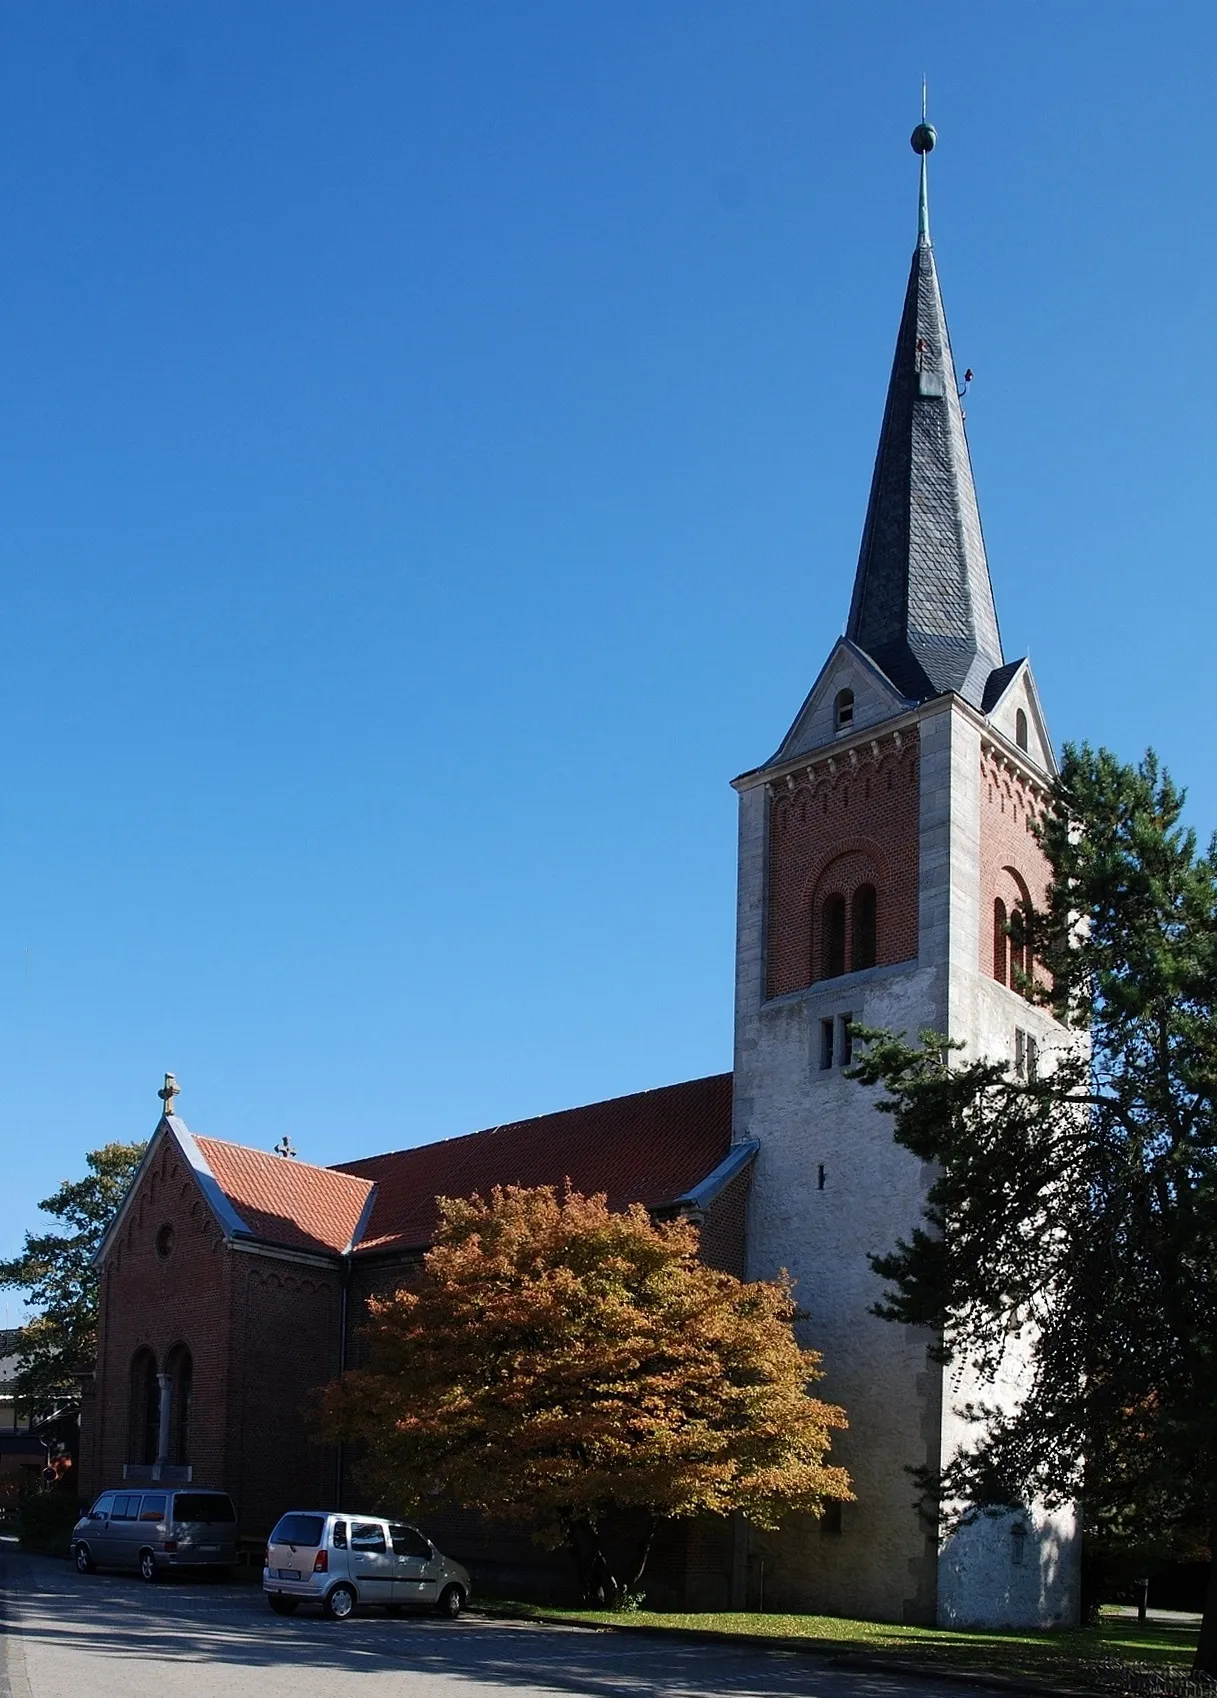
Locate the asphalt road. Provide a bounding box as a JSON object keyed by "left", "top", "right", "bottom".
{"left": 0, "top": 1550, "right": 996, "bottom": 1698}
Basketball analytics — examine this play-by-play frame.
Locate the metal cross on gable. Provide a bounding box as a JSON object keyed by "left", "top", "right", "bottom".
{"left": 158, "top": 1073, "right": 181, "bottom": 1116}
{"left": 273, "top": 1135, "right": 297, "bottom": 1160}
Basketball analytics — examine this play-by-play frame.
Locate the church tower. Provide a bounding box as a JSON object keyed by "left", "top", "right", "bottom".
{"left": 731, "top": 122, "right": 1080, "bottom": 1628}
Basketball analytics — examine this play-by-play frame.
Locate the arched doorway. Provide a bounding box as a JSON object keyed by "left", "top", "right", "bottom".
{"left": 128, "top": 1348, "right": 159, "bottom": 1466}
{"left": 165, "top": 1344, "right": 193, "bottom": 1466}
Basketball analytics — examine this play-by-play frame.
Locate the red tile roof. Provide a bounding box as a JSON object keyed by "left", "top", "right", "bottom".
{"left": 194, "top": 1136, "right": 374, "bottom": 1256}
{"left": 335, "top": 1073, "right": 733, "bottom": 1254}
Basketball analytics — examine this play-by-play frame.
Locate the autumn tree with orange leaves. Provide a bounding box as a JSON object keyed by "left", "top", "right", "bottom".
{"left": 321, "top": 1184, "right": 851, "bottom": 1604}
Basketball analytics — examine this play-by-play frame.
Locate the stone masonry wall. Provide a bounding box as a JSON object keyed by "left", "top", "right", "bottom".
{"left": 733, "top": 700, "right": 953, "bottom": 1624}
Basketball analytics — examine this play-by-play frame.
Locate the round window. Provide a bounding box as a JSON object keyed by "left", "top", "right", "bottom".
{"left": 155, "top": 1223, "right": 175, "bottom": 1260}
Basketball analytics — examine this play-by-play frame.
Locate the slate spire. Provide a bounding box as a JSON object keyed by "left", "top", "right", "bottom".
{"left": 845, "top": 122, "right": 1004, "bottom": 708}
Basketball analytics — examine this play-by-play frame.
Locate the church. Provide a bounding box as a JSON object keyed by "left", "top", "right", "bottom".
{"left": 81, "top": 125, "right": 1081, "bottom": 1629}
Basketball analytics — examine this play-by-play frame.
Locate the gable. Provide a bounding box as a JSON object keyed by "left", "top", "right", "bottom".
{"left": 769, "top": 639, "right": 910, "bottom": 767}
{"left": 94, "top": 1118, "right": 233, "bottom": 1275}
{"left": 96, "top": 1116, "right": 375, "bottom": 1269}
{"left": 983, "top": 659, "right": 1057, "bottom": 777}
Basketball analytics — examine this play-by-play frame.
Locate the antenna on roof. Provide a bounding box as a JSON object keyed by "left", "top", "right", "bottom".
{"left": 273, "top": 1135, "right": 297, "bottom": 1160}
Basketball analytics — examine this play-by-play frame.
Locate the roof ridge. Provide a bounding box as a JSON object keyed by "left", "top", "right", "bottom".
{"left": 194, "top": 1132, "right": 372, "bottom": 1188}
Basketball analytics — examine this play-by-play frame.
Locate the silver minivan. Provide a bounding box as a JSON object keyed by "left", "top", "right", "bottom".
{"left": 72, "top": 1488, "right": 238, "bottom": 1581}
{"left": 264, "top": 1511, "right": 472, "bottom": 1619}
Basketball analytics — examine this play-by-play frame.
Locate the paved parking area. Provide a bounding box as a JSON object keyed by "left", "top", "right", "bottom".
{"left": 1, "top": 1551, "right": 994, "bottom": 1698}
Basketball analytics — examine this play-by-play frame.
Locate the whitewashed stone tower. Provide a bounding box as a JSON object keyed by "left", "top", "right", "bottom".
{"left": 731, "top": 122, "right": 1080, "bottom": 1628}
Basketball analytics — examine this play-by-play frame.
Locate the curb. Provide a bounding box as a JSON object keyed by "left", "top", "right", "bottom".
{"left": 471, "top": 1606, "right": 1101, "bottom": 1697}
{"left": 0, "top": 1554, "right": 33, "bottom": 1698}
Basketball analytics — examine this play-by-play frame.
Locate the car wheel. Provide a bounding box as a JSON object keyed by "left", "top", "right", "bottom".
{"left": 138, "top": 1549, "right": 159, "bottom": 1583}
{"left": 324, "top": 1583, "right": 357, "bottom": 1620}
{"left": 437, "top": 1584, "right": 465, "bottom": 1619}
{"left": 74, "top": 1543, "right": 95, "bottom": 1575}
{"left": 268, "top": 1595, "right": 299, "bottom": 1615}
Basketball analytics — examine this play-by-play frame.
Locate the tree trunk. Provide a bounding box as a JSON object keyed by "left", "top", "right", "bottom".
{"left": 565, "top": 1516, "right": 620, "bottom": 1606}
{"left": 623, "top": 1515, "right": 658, "bottom": 1599}
{"left": 1193, "top": 1519, "right": 1217, "bottom": 1676}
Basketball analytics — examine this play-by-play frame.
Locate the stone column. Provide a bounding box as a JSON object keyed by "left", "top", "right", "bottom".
{"left": 155, "top": 1372, "right": 172, "bottom": 1474}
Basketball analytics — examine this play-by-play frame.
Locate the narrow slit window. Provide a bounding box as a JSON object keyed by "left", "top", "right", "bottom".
{"left": 822, "top": 894, "right": 847, "bottom": 979}
{"left": 1015, "top": 708, "right": 1029, "bottom": 752}
{"left": 819, "top": 1018, "right": 835, "bottom": 1071}
{"left": 833, "top": 688, "right": 854, "bottom": 731}
{"left": 820, "top": 1501, "right": 843, "bottom": 1538}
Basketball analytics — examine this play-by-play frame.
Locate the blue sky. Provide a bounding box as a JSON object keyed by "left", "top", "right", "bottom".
{"left": 2, "top": 2, "right": 1215, "bottom": 1274}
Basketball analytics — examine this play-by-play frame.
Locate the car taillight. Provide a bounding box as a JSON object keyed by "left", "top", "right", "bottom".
{"left": 313, "top": 1550, "right": 328, "bottom": 1573}
{"left": 264, "top": 1546, "right": 271, "bottom": 1569}
{"left": 163, "top": 1540, "right": 178, "bottom": 1552}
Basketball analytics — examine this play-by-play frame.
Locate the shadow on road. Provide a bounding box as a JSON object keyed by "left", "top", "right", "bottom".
{"left": 2, "top": 1553, "right": 987, "bottom": 1698}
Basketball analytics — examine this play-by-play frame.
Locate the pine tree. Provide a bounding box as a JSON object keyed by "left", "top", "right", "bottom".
{"left": 851, "top": 745, "right": 1217, "bottom": 1670}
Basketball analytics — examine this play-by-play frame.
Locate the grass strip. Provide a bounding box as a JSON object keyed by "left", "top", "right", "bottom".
{"left": 475, "top": 1600, "right": 1200, "bottom": 1686}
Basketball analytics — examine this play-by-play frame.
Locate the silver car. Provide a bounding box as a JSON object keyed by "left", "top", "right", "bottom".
{"left": 72, "top": 1488, "right": 238, "bottom": 1581}
{"left": 264, "top": 1510, "right": 471, "bottom": 1619}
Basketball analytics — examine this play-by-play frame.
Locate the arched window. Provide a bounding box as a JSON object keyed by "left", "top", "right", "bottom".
{"left": 851, "top": 884, "right": 877, "bottom": 970}
{"left": 993, "top": 898, "right": 1009, "bottom": 985}
{"left": 165, "top": 1344, "right": 193, "bottom": 1465}
{"left": 822, "top": 893, "right": 847, "bottom": 978}
{"left": 128, "top": 1349, "right": 159, "bottom": 1466}
{"left": 1009, "top": 902, "right": 1032, "bottom": 993}
{"left": 1015, "top": 708, "right": 1029, "bottom": 752}
{"left": 833, "top": 689, "right": 854, "bottom": 732}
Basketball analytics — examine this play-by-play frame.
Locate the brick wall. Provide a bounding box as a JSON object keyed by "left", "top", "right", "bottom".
{"left": 695, "top": 1167, "right": 750, "bottom": 1278}
{"left": 767, "top": 730, "right": 921, "bottom": 998}
{"left": 978, "top": 741, "right": 1052, "bottom": 991}
{"left": 84, "top": 1134, "right": 346, "bottom": 1535}
{"left": 225, "top": 1253, "right": 343, "bottom": 1534}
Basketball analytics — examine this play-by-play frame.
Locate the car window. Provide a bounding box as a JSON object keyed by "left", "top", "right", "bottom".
{"left": 331, "top": 1520, "right": 348, "bottom": 1549}
{"left": 112, "top": 1495, "right": 140, "bottom": 1520}
{"left": 350, "top": 1522, "right": 387, "bottom": 1553}
{"left": 89, "top": 1494, "right": 116, "bottom": 1519}
{"left": 173, "top": 1493, "right": 237, "bottom": 1524}
{"left": 389, "top": 1524, "right": 432, "bottom": 1559}
{"left": 270, "top": 1514, "right": 326, "bottom": 1547}
{"left": 139, "top": 1494, "right": 167, "bottom": 1523}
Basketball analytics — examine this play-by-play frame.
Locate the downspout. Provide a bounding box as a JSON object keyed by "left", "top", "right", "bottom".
{"left": 335, "top": 1252, "right": 350, "bottom": 1506}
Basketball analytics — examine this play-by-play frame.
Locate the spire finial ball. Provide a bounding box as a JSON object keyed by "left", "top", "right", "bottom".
{"left": 911, "top": 122, "right": 937, "bottom": 155}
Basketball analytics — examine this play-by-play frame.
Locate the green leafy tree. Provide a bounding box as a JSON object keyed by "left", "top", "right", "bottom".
{"left": 850, "top": 745, "right": 1217, "bottom": 1670}
{"left": 0, "top": 1143, "right": 146, "bottom": 1423}
{"left": 321, "top": 1183, "right": 852, "bottom": 1604}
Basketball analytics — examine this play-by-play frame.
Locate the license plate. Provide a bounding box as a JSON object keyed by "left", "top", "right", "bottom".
{"left": 278, "top": 1568, "right": 301, "bottom": 1580}
{"left": 199, "top": 1545, "right": 219, "bottom": 1554}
